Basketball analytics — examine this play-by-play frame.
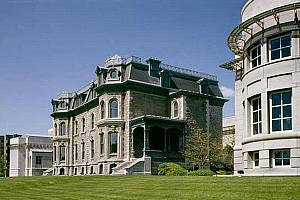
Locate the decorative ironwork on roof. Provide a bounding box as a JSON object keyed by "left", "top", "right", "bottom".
{"left": 228, "top": 3, "right": 300, "bottom": 55}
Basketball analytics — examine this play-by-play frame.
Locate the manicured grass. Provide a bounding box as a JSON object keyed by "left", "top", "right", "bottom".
{"left": 0, "top": 175, "right": 299, "bottom": 200}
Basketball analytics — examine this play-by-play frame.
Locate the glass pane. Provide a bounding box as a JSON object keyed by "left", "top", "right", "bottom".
{"left": 275, "top": 159, "right": 282, "bottom": 166}
{"left": 282, "top": 91, "right": 292, "bottom": 104}
{"left": 272, "top": 120, "right": 281, "bottom": 131}
{"left": 259, "top": 123, "right": 262, "bottom": 134}
{"left": 252, "top": 59, "right": 257, "bottom": 67}
{"left": 281, "top": 36, "right": 291, "bottom": 47}
{"left": 258, "top": 57, "right": 261, "bottom": 65}
{"left": 283, "top": 150, "right": 290, "bottom": 158}
{"left": 255, "top": 161, "right": 259, "bottom": 167}
{"left": 257, "top": 46, "right": 261, "bottom": 55}
{"left": 254, "top": 152, "right": 259, "bottom": 160}
{"left": 253, "top": 124, "right": 258, "bottom": 135}
{"left": 283, "top": 105, "right": 292, "bottom": 117}
{"left": 271, "top": 50, "right": 280, "bottom": 60}
{"left": 253, "top": 112, "right": 258, "bottom": 122}
{"left": 275, "top": 151, "right": 282, "bottom": 158}
{"left": 282, "top": 47, "right": 291, "bottom": 58}
{"left": 259, "top": 110, "right": 262, "bottom": 121}
{"left": 252, "top": 48, "right": 257, "bottom": 58}
{"left": 283, "top": 159, "right": 290, "bottom": 165}
{"left": 272, "top": 107, "right": 281, "bottom": 119}
{"left": 272, "top": 93, "right": 281, "bottom": 106}
{"left": 271, "top": 38, "right": 280, "bottom": 49}
{"left": 283, "top": 118, "right": 292, "bottom": 131}
{"left": 253, "top": 99, "right": 258, "bottom": 110}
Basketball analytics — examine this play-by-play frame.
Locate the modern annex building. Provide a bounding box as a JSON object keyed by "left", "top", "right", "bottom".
{"left": 221, "top": 0, "right": 300, "bottom": 175}
{"left": 51, "top": 55, "right": 226, "bottom": 175}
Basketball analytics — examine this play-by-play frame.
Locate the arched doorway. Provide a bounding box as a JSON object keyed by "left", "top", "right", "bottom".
{"left": 99, "top": 164, "right": 103, "bottom": 174}
{"left": 149, "top": 126, "right": 165, "bottom": 151}
{"left": 59, "top": 168, "right": 65, "bottom": 175}
{"left": 133, "top": 127, "right": 144, "bottom": 158}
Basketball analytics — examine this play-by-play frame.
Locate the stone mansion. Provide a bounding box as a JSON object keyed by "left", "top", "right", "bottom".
{"left": 51, "top": 55, "right": 226, "bottom": 175}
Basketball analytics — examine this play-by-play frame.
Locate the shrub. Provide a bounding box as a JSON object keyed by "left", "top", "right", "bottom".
{"left": 216, "top": 170, "right": 227, "bottom": 175}
{"left": 158, "top": 163, "right": 187, "bottom": 176}
{"left": 187, "top": 169, "right": 214, "bottom": 176}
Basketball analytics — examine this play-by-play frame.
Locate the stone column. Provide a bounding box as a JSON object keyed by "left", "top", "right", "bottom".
{"left": 143, "top": 127, "right": 149, "bottom": 156}
{"left": 104, "top": 130, "right": 109, "bottom": 159}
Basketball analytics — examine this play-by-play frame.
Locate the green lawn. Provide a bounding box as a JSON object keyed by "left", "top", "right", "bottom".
{"left": 0, "top": 175, "right": 299, "bottom": 200}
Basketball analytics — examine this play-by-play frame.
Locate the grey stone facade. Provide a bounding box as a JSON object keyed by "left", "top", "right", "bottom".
{"left": 51, "top": 55, "right": 226, "bottom": 175}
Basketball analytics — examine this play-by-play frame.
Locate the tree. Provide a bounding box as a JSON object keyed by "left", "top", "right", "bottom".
{"left": 184, "top": 113, "right": 209, "bottom": 170}
{"left": 0, "top": 156, "right": 7, "bottom": 177}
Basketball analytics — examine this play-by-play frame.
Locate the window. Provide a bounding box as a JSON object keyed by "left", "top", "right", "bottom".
{"left": 91, "top": 113, "right": 95, "bottom": 129}
{"left": 36, "top": 156, "right": 42, "bottom": 165}
{"left": 100, "top": 134, "right": 104, "bottom": 155}
{"left": 54, "top": 146, "right": 57, "bottom": 162}
{"left": 54, "top": 123, "right": 57, "bottom": 136}
{"left": 270, "top": 35, "right": 291, "bottom": 60}
{"left": 59, "top": 146, "right": 65, "bottom": 161}
{"left": 270, "top": 90, "right": 292, "bottom": 132}
{"left": 250, "top": 45, "right": 261, "bottom": 68}
{"left": 100, "top": 101, "right": 105, "bottom": 119}
{"left": 274, "top": 149, "right": 290, "bottom": 166}
{"left": 91, "top": 139, "right": 95, "bottom": 159}
{"left": 74, "top": 144, "right": 78, "bottom": 160}
{"left": 109, "top": 99, "right": 118, "bottom": 118}
{"left": 110, "top": 70, "right": 117, "bottom": 79}
{"left": 82, "top": 118, "right": 86, "bottom": 132}
{"left": 173, "top": 101, "right": 178, "bottom": 118}
{"left": 109, "top": 132, "right": 118, "bottom": 154}
{"left": 82, "top": 142, "right": 85, "bottom": 160}
{"left": 253, "top": 152, "right": 259, "bottom": 167}
{"left": 59, "top": 122, "right": 66, "bottom": 136}
{"left": 99, "top": 164, "right": 103, "bottom": 174}
{"left": 75, "top": 121, "right": 78, "bottom": 135}
{"left": 251, "top": 97, "right": 262, "bottom": 135}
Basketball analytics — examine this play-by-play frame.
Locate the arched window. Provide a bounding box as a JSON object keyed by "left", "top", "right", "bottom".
{"left": 100, "top": 101, "right": 105, "bottom": 119}
{"left": 110, "top": 70, "right": 117, "bottom": 79}
{"left": 109, "top": 99, "right": 118, "bottom": 118}
{"left": 59, "top": 122, "right": 66, "bottom": 136}
{"left": 82, "top": 117, "right": 85, "bottom": 132}
{"left": 109, "top": 132, "right": 118, "bottom": 154}
{"left": 91, "top": 113, "right": 95, "bottom": 129}
{"left": 91, "top": 139, "right": 95, "bottom": 159}
{"left": 54, "top": 123, "right": 57, "bottom": 136}
{"left": 59, "top": 145, "right": 65, "bottom": 161}
{"left": 173, "top": 101, "right": 178, "bottom": 118}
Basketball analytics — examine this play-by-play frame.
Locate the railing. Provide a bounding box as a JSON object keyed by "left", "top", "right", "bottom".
{"left": 105, "top": 55, "right": 142, "bottom": 67}
{"left": 160, "top": 63, "right": 218, "bottom": 81}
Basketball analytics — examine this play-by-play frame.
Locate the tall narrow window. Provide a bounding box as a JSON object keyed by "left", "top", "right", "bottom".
{"left": 54, "top": 146, "right": 57, "bottom": 162}
{"left": 253, "top": 151, "right": 259, "bottom": 167}
{"left": 109, "top": 99, "right": 118, "bottom": 118}
{"left": 82, "top": 142, "right": 85, "bottom": 160}
{"left": 250, "top": 45, "right": 261, "bottom": 68}
{"left": 274, "top": 149, "right": 290, "bottom": 166}
{"left": 109, "top": 132, "right": 118, "bottom": 154}
{"left": 251, "top": 97, "right": 262, "bottom": 135}
{"left": 100, "top": 133, "right": 104, "bottom": 155}
{"left": 59, "top": 122, "right": 66, "bottom": 136}
{"left": 270, "top": 35, "right": 291, "bottom": 60}
{"left": 173, "top": 101, "right": 178, "bottom": 118}
{"left": 82, "top": 118, "right": 85, "bottom": 132}
{"left": 91, "top": 113, "right": 95, "bottom": 129}
{"left": 54, "top": 123, "right": 57, "bottom": 136}
{"left": 59, "top": 146, "right": 65, "bottom": 161}
{"left": 100, "top": 101, "right": 105, "bottom": 119}
{"left": 270, "top": 90, "right": 292, "bottom": 132}
{"left": 74, "top": 144, "right": 78, "bottom": 160}
{"left": 75, "top": 121, "right": 78, "bottom": 135}
{"left": 91, "top": 139, "right": 95, "bottom": 159}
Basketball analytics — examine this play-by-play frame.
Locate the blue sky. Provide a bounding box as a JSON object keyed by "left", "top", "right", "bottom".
{"left": 0, "top": 0, "right": 246, "bottom": 134}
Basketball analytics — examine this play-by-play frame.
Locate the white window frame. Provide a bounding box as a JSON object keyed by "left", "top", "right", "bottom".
{"left": 251, "top": 96, "right": 262, "bottom": 135}
{"left": 269, "top": 90, "right": 292, "bottom": 133}
{"left": 250, "top": 44, "right": 261, "bottom": 68}
{"left": 273, "top": 149, "right": 291, "bottom": 167}
{"left": 269, "top": 34, "right": 292, "bottom": 61}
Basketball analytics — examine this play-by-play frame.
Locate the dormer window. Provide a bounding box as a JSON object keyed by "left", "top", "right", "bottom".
{"left": 110, "top": 70, "right": 118, "bottom": 79}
